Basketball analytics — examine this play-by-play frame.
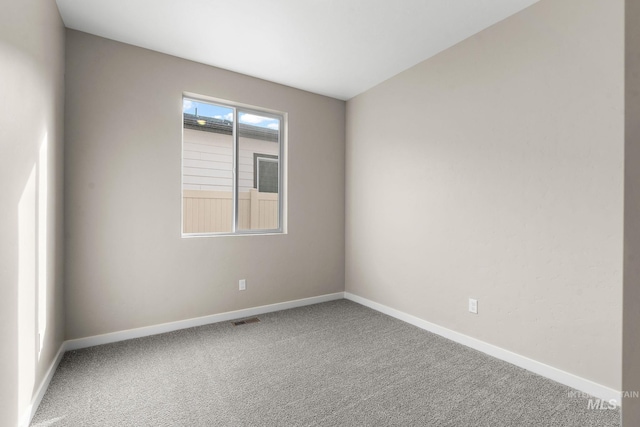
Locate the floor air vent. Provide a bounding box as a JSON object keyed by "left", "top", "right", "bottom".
{"left": 232, "top": 317, "right": 260, "bottom": 326}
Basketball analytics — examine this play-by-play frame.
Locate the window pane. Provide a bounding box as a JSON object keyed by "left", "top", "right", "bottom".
{"left": 257, "top": 158, "right": 278, "bottom": 193}
{"left": 237, "top": 111, "right": 280, "bottom": 231}
{"left": 182, "top": 99, "right": 234, "bottom": 234}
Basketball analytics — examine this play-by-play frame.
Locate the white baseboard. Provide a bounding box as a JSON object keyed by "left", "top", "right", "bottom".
{"left": 22, "top": 292, "right": 344, "bottom": 426}
{"left": 344, "top": 292, "right": 621, "bottom": 405}
{"left": 65, "top": 292, "right": 345, "bottom": 351}
{"left": 20, "top": 342, "right": 66, "bottom": 427}
{"left": 22, "top": 290, "right": 620, "bottom": 427}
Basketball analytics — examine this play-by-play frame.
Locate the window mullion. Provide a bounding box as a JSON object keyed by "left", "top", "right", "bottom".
{"left": 232, "top": 107, "right": 239, "bottom": 233}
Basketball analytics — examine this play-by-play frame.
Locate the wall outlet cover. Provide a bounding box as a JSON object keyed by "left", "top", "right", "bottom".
{"left": 469, "top": 298, "right": 478, "bottom": 314}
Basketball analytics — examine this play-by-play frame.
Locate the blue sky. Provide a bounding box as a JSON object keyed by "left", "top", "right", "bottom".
{"left": 183, "top": 98, "right": 279, "bottom": 130}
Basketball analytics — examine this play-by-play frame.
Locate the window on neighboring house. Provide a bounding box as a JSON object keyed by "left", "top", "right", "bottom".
{"left": 254, "top": 154, "right": 278, "bottom": 193}
{"left": 182, "top": 95, "right": 285, "bottom": 236}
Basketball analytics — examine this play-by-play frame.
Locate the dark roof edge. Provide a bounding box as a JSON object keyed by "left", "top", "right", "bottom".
{"left": 184, "top": 114, "right": 279, "bottom": 142}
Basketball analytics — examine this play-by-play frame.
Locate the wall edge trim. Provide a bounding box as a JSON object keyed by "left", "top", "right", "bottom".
{"left": 20, "top": 342, "right": 66, "bottom": 427}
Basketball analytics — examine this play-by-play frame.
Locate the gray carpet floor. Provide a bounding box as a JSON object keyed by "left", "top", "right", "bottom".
{"left": 31, "top": 300, "right": 620, "bottom": 426}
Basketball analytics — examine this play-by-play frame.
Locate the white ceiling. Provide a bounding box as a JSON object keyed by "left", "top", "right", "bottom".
{"left": 55, "top": 0, "right": 539, "bottom": 100}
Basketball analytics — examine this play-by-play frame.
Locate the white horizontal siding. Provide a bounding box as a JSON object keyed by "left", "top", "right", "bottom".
{"left": 182, "top": 128, "right": 279, "bottom": 192}
{"left": 183, "top": 159, "right": 232, "bottom": 170}
{"left": 183, "top": 168, "right": 231, "bottom": 179}
{"left": 238, "top": 164, "right": 253, "bottom": 173}
{"left": 238, "top": 156, "right": 254, "bottom": 166}
{"left": 183, "top": 149, "right": 232, "bottom": 161}
{"left": 183, "top": 141, "right": 231, "bottom": 155}
{"left": 200, "top": 152, "right": 233, "bottom": 163}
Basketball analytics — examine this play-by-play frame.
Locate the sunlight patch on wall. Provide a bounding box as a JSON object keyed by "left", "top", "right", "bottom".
{"left": 18, "top": 164, "right": 37, "bottom": 420}
{"left": 37, "top": 134, "right": 48, "bottom": 358}
{"left": 18, "top": 132, "right": 51, "bottom": 423}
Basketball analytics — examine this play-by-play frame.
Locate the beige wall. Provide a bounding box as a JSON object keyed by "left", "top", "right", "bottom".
{"left": 0, "top": 0, "right": 66, "bottom": 425}
{"left": 64, "top": 30, "right": 345, "bottom": 339}
{"left": 346, "top": 0, "right": 624, "bottom": 390}
{"left": 624, "top": 0, "right": 640, "bottom": 423}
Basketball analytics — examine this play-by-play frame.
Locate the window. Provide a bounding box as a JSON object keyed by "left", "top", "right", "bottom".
{"left": 182, "top": 95, "right": 285, "bottom": 236}
{"left": 254, "top": 154, "right": 278, "bottom": 193}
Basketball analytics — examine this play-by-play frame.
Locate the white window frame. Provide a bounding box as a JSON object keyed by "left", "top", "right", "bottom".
{"left": 181, "top": 93, "right": 286, "bottom": 237}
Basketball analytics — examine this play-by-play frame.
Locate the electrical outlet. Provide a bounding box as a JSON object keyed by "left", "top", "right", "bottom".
{"left": 239, "top": 279, "right": 246, "bottom": 291}
{"left": 469, "top": 298, "right": 478, "bottom": 314}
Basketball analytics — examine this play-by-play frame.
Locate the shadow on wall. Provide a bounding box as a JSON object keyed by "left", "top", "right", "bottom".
{"left": 17, "top": 133, "right": 48, "bottom": 423}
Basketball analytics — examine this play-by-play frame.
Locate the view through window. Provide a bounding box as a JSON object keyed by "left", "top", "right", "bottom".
{"left": 182, "top": 97, "right": 284, "bottom": 235}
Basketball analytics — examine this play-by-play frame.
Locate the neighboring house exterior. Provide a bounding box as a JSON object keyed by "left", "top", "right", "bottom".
{"left": 183, "top": 114, "right": 279, "bottom": 193}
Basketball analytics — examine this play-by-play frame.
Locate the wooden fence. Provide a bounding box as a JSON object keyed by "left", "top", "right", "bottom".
{"left": 183, "top": 189, "right": 278, "bottom": 233}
